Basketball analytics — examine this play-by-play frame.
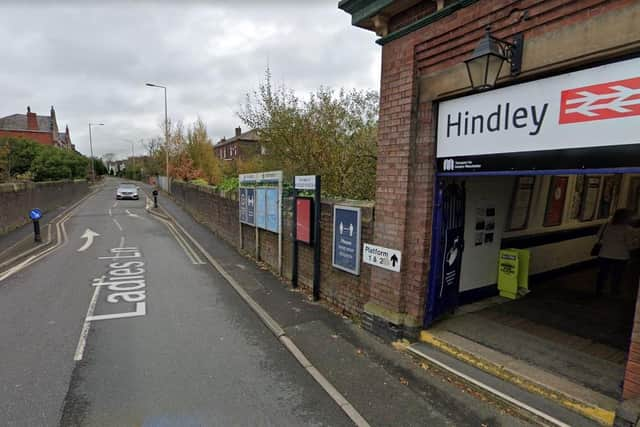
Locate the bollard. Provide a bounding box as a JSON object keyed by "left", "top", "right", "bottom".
{"left": 152, "top": 190, "right": 158, "bottom": 208}
{"left": 29, "top": 208, "right": 43, "bottom": 243}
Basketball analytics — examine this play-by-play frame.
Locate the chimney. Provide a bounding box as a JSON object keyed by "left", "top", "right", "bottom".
{"left": 235, "top": 126, "right": 241, "bottom": 137}
{"left": 50, "top": 105, "right": 57, "bottom": 131}
{"left": 26, "top": 106, "right": 38, "bottom": 130}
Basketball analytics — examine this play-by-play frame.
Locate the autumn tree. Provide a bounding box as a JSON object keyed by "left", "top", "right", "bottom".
{"left": 238, "top": 69, "right": 378, "bottom": 200}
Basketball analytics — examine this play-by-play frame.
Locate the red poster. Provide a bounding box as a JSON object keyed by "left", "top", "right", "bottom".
{"left": 543, "top": 176, "right": 569, "bottom": 227}
{"left": 296, "top": 198, "right": 313, "bottom": 244}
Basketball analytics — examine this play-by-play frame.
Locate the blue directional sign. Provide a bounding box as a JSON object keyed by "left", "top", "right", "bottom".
{"left": 29, "top": 208, "right": 42, "bottom": 221}
{"left": 332, "top": 206, "right": 361, "bottom": 275}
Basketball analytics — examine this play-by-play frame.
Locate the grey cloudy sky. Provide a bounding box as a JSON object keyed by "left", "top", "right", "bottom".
{"left": 0, "top": 1, "right": 380, "bottom": 160}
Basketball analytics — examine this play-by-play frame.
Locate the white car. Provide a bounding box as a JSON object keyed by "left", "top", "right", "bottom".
{"left": 116, "top": 183, "right": 139, "bottom": 200}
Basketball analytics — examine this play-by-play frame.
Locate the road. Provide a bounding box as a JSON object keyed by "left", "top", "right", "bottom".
{"left": 0, "top": 179, "right": 350, "bottom": 426}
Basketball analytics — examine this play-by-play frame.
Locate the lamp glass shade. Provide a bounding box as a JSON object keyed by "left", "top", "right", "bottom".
{"left": 465, "top": 31, "right": 506, "bottom": 90}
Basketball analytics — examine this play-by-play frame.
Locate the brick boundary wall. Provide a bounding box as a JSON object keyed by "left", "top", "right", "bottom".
{"left": 170, "top": 180, "right": 374, "bottom": 320}
{"left": 0, "top": 179, "right": 89, "bottom": 235}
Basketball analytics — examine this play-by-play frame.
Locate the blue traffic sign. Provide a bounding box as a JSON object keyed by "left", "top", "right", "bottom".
{"left": 332, "top": 206, "right": 361, "bottom": 275}
{"left": 29, "top": 208, "right": 42, "bottom": 221}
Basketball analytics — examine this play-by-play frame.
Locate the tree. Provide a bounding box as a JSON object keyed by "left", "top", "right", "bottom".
{"left": 30, "top": 145, "right": 88, "bottom": 181}
{"left": 238, "top": 69, "right": 378, "bottom": 200}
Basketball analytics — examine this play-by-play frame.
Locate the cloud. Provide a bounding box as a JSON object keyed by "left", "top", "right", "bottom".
{"left": 0, "top": 1, "right": 380, "bottom": 159}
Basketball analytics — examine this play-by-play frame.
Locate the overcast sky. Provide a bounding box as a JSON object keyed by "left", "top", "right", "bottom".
{"left": 0, "top": 1, "right": 380, "bottom": 160}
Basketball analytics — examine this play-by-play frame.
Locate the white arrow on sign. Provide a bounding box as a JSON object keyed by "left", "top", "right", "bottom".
{"left": 77, "top": 229, "right": 100, "bottom": 252}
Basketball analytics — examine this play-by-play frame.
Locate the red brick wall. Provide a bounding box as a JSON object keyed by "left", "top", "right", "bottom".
{"left": 371, "top": 0, "right": 636, "bottom": 326}
{"left": 624, "top": 296, "right": 640, "bottom": 399}
{"left": 0, "top": 130, "right": 54, "bottom": 146}
{"left": 170, "top": 181, "right": 374, "bottom": 318}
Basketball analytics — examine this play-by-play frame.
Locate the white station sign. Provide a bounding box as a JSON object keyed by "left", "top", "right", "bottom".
{"left": 294, "top": 175, "right": 316, "bottom": 190}
{"left": 363, "top": 243, "right": 401, "bottom": 272}
{"left": 437, "top": 58, "right": 640, "bottom": 161}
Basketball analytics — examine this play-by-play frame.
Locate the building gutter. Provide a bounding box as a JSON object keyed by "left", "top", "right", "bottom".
{"left": 376, "top": 0, "right": 480, "bottom": 45}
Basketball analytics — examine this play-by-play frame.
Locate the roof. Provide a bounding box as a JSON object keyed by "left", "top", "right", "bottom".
{"left": 214, "top": 128, "right": 260, "bottom": 148}
{"left": 0, "top": 113, "right": 53, "bottom": 132}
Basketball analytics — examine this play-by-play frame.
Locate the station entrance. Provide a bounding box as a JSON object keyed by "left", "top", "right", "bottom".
{"left": 427, "top": 171, "right": 640, "bottom": 399}
{"left": 425, "top": 56, "right": 640, "bottom": 404}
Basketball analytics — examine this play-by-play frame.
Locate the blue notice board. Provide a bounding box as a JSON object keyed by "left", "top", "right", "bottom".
{"left": 239, "top": 188, "right": 247, "bottom": 223}
{"left": 265, "top": 188, "right": 279, "bottom": 232}
{"left": 256, "top": 188, "right": 267, "bottom": 229}
{"left": 332, "top": 206, "right": 361, "bottom": 275}
{"left": 246, "top": 188, "right": 255, "bottom": 226}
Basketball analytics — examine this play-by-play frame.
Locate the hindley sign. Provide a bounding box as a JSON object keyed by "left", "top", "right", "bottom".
{"left": 437, "top": 57, "right": 640, "bottom": 172}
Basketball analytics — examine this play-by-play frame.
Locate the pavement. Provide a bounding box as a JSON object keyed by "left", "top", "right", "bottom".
{"left": 0, "top": 177, "right": 533, "bottom": 426}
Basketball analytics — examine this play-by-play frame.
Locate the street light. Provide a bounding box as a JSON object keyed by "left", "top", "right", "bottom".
{"left": 88, "top": 122, "right": 104, "bottom": 181}
{"left": 146, "top": 82, "right": 169, "bottom": 192}
{"left": 465, "top": 27, "right": 524, "bottom": 90}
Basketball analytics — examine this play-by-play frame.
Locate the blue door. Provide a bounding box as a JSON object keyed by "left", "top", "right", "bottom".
{"left": 424, "top": 180, "right": 466, "bottom": 327}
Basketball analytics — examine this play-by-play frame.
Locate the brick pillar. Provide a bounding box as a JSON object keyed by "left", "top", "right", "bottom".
{"left": 623, "top": 290, "right": 640, "bottom": 399}
{"left": 363, "top": 34, "right": 427, "bottom": 340}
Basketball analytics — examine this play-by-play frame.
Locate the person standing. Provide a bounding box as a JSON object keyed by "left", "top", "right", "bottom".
{"left": 595, "top": 209, "right": 640, "bottom": 296}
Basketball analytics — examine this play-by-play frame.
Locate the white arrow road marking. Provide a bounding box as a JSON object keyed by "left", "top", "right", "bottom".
{"left": 77, "top": 229, "right": 100, "bottom": 252}
{"left": 125, "top": 209, "right": 140, "bottom": 218}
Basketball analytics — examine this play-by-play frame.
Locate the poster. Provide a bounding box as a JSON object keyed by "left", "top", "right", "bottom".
{"left": 598, "top": 175, "right": 622, "bottom": 219}
{"left": 543, "top": 176, "right": 569, "bottom": 227}
{"left": 296, "top": 198, "right": 313, "bottom": 244}
{"left": 507, "top": 176, "right": 535, "bottom": 231}
{"left": 265, "top": 188, "right": 279, "bottom": 232}
{"left": 569, "top": 175, "right": 585, "bottom": 219}
{"left": 580, "top": 176, "right": 601, "bottom": 221}
{"left": 474, "top": 205, "right": 496, "bottom": 246}
{"left": 239, "top": 188, "right": 247, "bottom": 223}
{"left": 246, "top": 188, "right": 255, "bottom": 225}
{"left": 332, "top": 206, "right": 361, "bottom": 275}
{"left": 255, "top": 188, "right": 267, "bottom": 229}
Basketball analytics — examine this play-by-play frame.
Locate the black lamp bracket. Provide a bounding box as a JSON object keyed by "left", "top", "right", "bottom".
{"left": 486, "top": 27, "right": 524, "bottom": 75}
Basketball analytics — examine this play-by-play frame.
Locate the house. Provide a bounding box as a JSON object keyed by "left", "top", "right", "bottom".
{"left": 0, "top": 106, "right": 73, "bottom": 150}
{"left": 213, "top": 127, "right": 261, "bottom": 161}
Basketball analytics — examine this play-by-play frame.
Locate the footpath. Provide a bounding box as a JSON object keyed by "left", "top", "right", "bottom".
{"left": 143, "top": 184, "right": 535, "bottom": 427}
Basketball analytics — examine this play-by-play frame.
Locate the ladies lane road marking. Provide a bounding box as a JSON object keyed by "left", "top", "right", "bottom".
{"left": 74, "top": 244, "right": 148, "bottom": 361}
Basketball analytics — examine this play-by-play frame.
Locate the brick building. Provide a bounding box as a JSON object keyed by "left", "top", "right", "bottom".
{"left": 340, "top": 0, "right": 640, "bottom": 419}
{"left": 0, "top": 106, "right": 73, "bottom": 150}
{"left": 213, "top": 127, "right": 261, "bottom": 161}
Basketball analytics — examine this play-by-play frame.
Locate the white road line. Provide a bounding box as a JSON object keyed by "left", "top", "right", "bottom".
{"left": 112, "top": 218, "right": 123, "bottom": 231}
{"left": 113, "top": 201, "right": 119, "bottom": 208}
{"left": 120, "top": 236, "right": 125, "bottom": 247}
{"left": 108, "top": 208, "right": 112, "bottom": 216}
{"left": 407, "top": 346, "right": 571, "bottom": 427}
{"left": 77, "top": 229, "right": 100, "bottom": 252}
{"left": 74, "top": 285, "right": 101, "bottom": 361}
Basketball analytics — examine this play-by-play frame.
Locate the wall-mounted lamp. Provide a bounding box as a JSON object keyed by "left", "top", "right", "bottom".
{"left": 464, "top": 27, "right": 524, "bottom": 90}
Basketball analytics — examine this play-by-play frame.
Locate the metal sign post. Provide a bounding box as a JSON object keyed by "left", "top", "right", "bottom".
{"left": 292, "top": 175, "right": 321, "bottom": 300}
{"left": 29, "top": 208, "right": 42, "bottom": 243}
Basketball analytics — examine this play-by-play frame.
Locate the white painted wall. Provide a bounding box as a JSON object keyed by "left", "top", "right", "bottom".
{"left": 459, "top": 176, "right": 514, "bottom": 292}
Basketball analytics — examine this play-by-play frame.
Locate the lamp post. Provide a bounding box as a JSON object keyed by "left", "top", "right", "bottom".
{"left": 146, "top": 82, "right": 169, "bottom": 192}
{"left": 88, "top": 122, "right": 104, "bottom": 181}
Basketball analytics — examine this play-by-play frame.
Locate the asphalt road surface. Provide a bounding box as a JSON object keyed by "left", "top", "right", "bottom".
{"left": 0, "top": 179, "right": 350, "bottom": 427}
